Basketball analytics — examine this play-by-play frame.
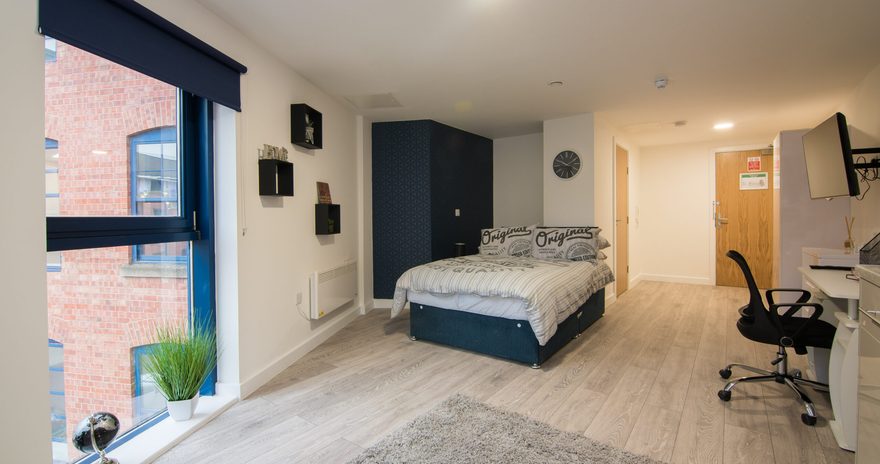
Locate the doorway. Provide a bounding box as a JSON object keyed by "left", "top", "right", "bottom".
{"left": 615, "top": 145, "right": 629, "bottom": 296}
{"left": 714, "top": 149, "right": 774, "bottom": 288}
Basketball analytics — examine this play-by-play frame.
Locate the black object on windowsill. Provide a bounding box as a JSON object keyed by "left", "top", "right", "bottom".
{"left": 454, "top": 242, "right": 466, "bottom": 257}
{"left": 316, "top": 204, "right": 340, "bottom": 235}
{"left": 258, "top": 159, "right": 294, "bottom": 196}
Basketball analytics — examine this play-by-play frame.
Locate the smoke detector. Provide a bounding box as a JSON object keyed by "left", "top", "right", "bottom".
{"left": 654, "top": 76, "right": 669, "bottom": 89}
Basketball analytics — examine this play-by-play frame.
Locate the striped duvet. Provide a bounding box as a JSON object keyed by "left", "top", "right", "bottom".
{"left": 392, "top": 255, "right": 614, "bottom": 345}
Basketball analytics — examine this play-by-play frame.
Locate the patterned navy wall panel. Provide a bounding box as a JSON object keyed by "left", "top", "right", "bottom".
{"left": 429, "top": 122, "right": 493, "bottom": 260}
{"left": 372, "top": 120, "right": 433, "bottom": 299}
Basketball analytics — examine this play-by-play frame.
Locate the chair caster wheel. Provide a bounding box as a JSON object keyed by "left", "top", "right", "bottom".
{"left": 719, "top": 368, "right": 732, "bottom": 379}
{"left": 801, "top": 413, "right": 817, "bottom": 426}
{"left": 791, "top": 369, "right": 802, "bottom": 379}
{"left": 718, "top": 390, "right": 731, "bottom": 401}
{"left": 409, "top": 335, "right": 417, "bottom": 341}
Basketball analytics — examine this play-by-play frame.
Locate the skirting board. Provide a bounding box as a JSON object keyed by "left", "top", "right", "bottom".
{"left": 372, "top": 298, "right": 399, "bottom": 310}
{"left": 236, "top": 304, "right": 361, "bottom": 399}
{"left": 639, "top": 273, "right": 712, "bottom": 285}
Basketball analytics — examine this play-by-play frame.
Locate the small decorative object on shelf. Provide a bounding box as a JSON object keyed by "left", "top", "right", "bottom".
{"left": 291, "top": 103, "right": 323, "bottom": 149}
{"left": 72, "top": 412, "right": 120, "bottom": 464}
{"left": 258, "top": 143, "right": 288, "bottom": 161}
{"left": 316, "top": 181, "right": 332, "bottom": 204}
{"left": 454, "top": 242, "right": 466, "bottom": 257}
{"left": 259, "top": 159, "right": 294, "bottom": 196}
{"left": 316, "top": 203, "right": 341, "bottom": 235}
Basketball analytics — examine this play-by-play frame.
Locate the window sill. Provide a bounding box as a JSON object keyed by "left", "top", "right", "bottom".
{"left": 119, "top": 262, "right": 187, "bottom": 279}
{"left": 105, "top": 394, "right": 236, "bottom": 463}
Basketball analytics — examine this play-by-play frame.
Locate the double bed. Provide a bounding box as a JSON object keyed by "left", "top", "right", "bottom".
{"left": 391, "top": 253, "right": 614, "bottom": 367}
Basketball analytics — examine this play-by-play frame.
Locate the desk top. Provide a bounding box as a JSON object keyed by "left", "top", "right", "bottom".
{"left": 798, "top": 266, "right": 859, "bottom": 300}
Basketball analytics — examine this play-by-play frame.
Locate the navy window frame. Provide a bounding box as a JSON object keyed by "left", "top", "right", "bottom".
{"left": 129, "top": 127, "right": 187, "bottom": 263}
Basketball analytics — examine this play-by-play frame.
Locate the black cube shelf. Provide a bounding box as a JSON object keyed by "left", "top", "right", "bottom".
{"left": 315, "top": 204, "right": 340, "bottom": 235}
{"left": 291, "top": 103, "right": 322, "bottom": 149}
{"left": 258, "top": 159, "right": 294, "bottom": 196}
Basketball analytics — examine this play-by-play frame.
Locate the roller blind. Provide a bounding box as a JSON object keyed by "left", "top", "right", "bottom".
{"left": 39, "top": 0, "right": 247, "bottom": 111}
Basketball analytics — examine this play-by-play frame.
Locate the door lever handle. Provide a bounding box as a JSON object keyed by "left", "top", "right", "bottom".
{"left": 718, "top": 217, "right": 729, "bottom": 225}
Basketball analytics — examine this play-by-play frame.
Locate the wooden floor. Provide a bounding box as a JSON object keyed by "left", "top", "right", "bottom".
{"left": 156, "top": 281, "right": 854, "bottom": 463}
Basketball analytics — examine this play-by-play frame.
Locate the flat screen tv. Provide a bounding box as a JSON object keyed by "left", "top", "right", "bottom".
{"left": 802, "top": 112, "right": 859, "bottom": 199}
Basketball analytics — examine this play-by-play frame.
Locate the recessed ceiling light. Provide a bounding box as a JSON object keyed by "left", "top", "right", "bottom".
{"left": 547, "top": 81, "right": 564, "bottom": 87}
{"left": 91, "top": 149, "right": 108, "bottom": 155}
{"left": 713, "top": 122, "right": 734, "bottom": 130}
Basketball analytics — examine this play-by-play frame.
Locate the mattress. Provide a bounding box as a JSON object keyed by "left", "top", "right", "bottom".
{"left": 407, "top": 290, "right": 529, "bottom": 321}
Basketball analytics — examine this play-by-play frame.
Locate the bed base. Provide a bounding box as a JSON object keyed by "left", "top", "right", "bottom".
{"left": 409, "top": 288, "right": 605, "bottom": 367}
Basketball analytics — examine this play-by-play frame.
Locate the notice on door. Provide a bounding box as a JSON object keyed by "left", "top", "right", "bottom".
{"left": 747, "top": 156, "right": 761, "bottom": 171}
{"left": 739, "top": 172, "right": 769, "bottom": 190}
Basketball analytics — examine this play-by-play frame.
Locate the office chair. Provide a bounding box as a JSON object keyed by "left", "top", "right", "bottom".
{"left": 717, "top": 250, "right": 836, "bottom": 426}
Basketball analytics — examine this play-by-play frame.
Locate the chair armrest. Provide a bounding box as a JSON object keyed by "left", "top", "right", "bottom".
{"left": 768, "top": 302, "right": 824, "bottom": 344}
{"left": 766, "top": 288, "right": 811, "bottom": 306}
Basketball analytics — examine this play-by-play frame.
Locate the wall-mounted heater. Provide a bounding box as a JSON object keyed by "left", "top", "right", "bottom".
{"left": 309, "top": 261, "right": 357, "bottom": 319}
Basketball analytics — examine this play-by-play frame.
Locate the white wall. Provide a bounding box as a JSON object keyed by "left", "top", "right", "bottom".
{"left": 839, "top": 63, "right": 880, "bottom": 249}
{"left": 594, "top": 117, "right": 641, "bottom": 295}
{"left": 637, "top": 138, "right": 770, "bottom": 285}
{"left": 0, "top": 2, "right": 51, "bottom": 461}
{"left": 493, "top": 132, "right": 543, "bottom": 226}
{"left": 543, "top": 114, "right": 595, "bottom": 225}
{"left": 140, "top": 0, "right": 364, "bottom": 397}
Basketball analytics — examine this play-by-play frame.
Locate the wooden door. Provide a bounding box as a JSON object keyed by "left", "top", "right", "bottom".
{"left": 715, "top": 150, "right": 774, "bottom": 288}
{"left": 615, "top": 145, "right": 629, "bottom": 295}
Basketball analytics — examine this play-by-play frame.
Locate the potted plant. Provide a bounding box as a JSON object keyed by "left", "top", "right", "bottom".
{"left": 142, "top": 322, "right": 216, "bottom": 421}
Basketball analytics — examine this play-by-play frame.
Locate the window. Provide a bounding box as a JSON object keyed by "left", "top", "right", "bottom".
{"left": 130, "top": 128, "right": 188, "bottom": 263}
{"left": 44, "top": 39, "right": 217, "bottom": 464}
{"left": 132, "top": 345, "right": 166, "bottom": 424}
{"left": 45, "top": 36, "right": 57, "bottom": 62}
{"left": 48, "top": 339, "right": 67, "bottom": 460}
{"left": 45, "top": 138, "right": 61, "bottom": 271}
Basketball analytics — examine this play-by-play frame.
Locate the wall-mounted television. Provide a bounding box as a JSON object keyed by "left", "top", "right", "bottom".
{"left": 802, "top": 112, "right": 859, "bottom": 199}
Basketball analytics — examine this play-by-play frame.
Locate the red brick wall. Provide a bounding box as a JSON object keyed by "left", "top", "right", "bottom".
{"left": 45, "top": 42, "right": 188, "bottom": 459}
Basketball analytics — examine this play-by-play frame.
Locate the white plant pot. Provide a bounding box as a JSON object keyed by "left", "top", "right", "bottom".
{"left": 166, "top": 394, "right": 199, "bottom": 421}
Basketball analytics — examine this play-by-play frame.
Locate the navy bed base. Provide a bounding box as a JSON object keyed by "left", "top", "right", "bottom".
{"left": 409, "top": 288, "right": 605, "bottom": 367}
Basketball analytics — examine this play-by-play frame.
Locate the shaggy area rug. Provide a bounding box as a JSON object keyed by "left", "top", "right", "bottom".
{"left": 348, "top": 395, "right": 663, "bottom": 464}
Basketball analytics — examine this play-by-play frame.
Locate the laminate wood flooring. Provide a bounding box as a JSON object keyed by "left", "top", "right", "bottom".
{"left": 155, "top": 281, "right": 854, "bottom": 464}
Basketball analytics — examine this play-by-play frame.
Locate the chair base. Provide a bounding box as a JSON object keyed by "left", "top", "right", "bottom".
{"left": 718, "top": 346, "right": 828, "bottom": 426}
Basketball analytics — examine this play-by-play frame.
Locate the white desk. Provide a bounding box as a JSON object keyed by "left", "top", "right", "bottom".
{"left": 798, "top": 266, "right": 859, "bottom": 452}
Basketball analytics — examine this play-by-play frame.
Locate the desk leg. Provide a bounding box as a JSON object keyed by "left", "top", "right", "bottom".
{"left": 848, "top": 298, "right": 858, "bottom": 320}
{"left": 829, "top": 320, "right": 859, "bottom": 451}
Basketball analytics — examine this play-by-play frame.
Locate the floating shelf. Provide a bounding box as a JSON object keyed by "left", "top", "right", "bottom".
{"left": 291, "top": 103, "right": 323, "bottom": 149}
{"left": 258, "top": 159, "right": 294, "bottom": 196}
{"left": 315, "top": 204, "right": 340, "bottom": 235}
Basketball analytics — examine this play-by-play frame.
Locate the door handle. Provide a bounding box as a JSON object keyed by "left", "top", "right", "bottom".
{"left": 718, "top": 218, "right": 729, "bottom": 225}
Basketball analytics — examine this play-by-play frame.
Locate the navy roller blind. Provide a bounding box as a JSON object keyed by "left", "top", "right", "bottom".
{"left": 39, "top": 0, "right": 247, "bottom": 111}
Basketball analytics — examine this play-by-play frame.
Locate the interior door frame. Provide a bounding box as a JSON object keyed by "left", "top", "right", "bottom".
{"left": 613, "top": 139, "right": 631, "bottom": 294}
{"left": 707, "top": 143, "right": 775, "bottom": 286}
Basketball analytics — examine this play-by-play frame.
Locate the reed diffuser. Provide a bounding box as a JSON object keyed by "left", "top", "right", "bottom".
{"left": 844, "top": 216, "right": 855, "bottom": 254}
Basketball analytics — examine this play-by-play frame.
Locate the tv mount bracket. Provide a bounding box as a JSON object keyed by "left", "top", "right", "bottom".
{"left": 852, "top": 147, "right": 880, "bottom": 170}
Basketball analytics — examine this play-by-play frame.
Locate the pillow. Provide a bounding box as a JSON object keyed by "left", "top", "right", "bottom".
{"left": 597, "top": 234, "right": 611, "bottom": 250}
{"left": 478, "top": 225, "right": 534, "bottom": 257}
{"left": 532, "top": 226, "right": 601, "bottom": 261}
{"left": 598, "top": 250, "right": 607, "bottom": 260}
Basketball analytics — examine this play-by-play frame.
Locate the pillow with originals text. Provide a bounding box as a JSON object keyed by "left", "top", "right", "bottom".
{"left": 478, "top": 225, "right": 534, "bottom": 257}
{"left": 532, "top": 226, "right": 601, "bottom": 262}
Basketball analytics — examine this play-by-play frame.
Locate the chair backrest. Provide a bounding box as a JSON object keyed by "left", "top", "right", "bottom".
{"left": 725, "top": 250, "right": 764, "bottom": 309}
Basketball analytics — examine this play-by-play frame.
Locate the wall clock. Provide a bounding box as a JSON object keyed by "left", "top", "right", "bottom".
{"left": 553, "top": 150, "right": 581, "bottom": 179}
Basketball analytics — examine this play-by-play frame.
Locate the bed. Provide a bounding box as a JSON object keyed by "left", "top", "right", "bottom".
{"left": 391, "top": 254, "right": 614, "bottom": 367}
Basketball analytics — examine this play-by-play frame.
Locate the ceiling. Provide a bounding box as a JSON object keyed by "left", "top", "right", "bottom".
{"left": 199, "top": 0, "right": 880, "bottom": 146}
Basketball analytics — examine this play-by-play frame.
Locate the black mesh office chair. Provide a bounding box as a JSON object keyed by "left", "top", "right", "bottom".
{"left": 718, "top": 250, "right": 836, "bottom": 426}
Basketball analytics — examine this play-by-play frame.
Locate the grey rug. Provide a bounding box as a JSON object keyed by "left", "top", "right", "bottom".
{"left": 348, "top": 395, "right": 663, "bottom": 464}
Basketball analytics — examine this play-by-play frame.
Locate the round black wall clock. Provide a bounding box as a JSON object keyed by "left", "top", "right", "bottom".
{"left": 553, "top": 150, "right": 581, "bottom": 179}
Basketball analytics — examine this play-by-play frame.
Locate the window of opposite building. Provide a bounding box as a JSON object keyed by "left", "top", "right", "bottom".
{"left": 45, "top": 138, "right": 61, "bottom": 271}
{"left": 129, "top": 128, "right": 188, "bottom": 263}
